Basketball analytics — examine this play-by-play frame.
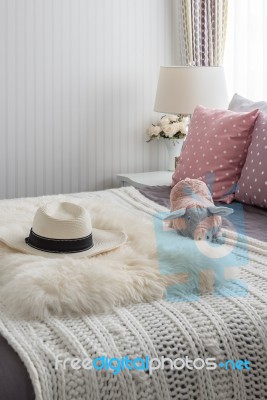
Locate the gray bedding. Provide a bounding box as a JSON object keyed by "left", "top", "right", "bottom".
{"left": 1, "top": 186, "right": 267, "bottom": 400}
{"left": 0, "top": 335, "right": 34, "bottom": 400}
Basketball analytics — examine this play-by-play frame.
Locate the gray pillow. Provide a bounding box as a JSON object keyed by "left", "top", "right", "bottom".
{"left": 228, "top": 93, "right": 267, "bottom": 208}
{"left": 228, "top": 93, "right": 267, "bottom": 114}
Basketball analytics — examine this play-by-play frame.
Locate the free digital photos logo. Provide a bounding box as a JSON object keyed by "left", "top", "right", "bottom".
{"left": 55, "top": 355, "right": 251, "bottom": 375}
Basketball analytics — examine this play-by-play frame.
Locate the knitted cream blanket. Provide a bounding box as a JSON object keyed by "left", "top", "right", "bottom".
{"left": 1, "top": 187, "right": 267, "bottom": 400}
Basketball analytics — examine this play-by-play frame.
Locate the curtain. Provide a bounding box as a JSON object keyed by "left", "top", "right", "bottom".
{"left": 224, "top": 0, "right": 267, "bottom": 101}
{"left": 178, "top": 0, "right": 228, "bottom": 66}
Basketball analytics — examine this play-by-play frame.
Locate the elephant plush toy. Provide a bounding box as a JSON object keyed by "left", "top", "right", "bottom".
{"left": 165, "top": 178, "right": 233, "bottom": 241}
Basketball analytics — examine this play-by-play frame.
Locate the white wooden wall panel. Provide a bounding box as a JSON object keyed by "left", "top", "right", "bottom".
{"left": 0, "top": 0, "right": 178, "bottom": 199}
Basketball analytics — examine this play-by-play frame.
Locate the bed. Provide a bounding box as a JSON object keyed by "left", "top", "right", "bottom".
{"left": 1, "top": 185, "right": 267, "bottom": 400}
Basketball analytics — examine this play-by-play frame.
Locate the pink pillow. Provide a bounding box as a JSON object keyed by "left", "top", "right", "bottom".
{"left": 235, "top": 112, "right": 267, "bottom": 208}
{"left": 172, "top": 105, "right": 259, "bottom": 203}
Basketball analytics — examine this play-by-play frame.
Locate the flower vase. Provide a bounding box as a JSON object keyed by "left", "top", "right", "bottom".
{"left": 163, "top": 138, "right": 184, "bottom": 171}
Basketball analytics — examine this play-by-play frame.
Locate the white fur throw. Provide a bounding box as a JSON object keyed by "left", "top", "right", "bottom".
{"left": 0, "top": 191, "right": 187, "bottom": 319}
{"left": 0, "top": 188, "right": 240, "bottom": 319}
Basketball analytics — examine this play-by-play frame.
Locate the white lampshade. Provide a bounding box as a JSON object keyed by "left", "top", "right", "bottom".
{"left": 154, "top": 66, "right": 228, "bottom": 115}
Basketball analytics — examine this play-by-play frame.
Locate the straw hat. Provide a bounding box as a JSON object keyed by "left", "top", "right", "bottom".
{"left": 0, "top": 201, "right": 127, "bottom": 258}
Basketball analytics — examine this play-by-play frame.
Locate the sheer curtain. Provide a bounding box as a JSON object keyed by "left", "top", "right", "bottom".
{"left": 224, "top": 0, "right": 267, "bottom": 101}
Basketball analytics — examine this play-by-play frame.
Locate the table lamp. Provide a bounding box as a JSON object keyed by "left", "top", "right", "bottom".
{"left": 153, "top": 66, "right": 228, "bottom": 171}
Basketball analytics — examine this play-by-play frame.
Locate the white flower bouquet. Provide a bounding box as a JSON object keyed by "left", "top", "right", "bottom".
{"left": 146, "top": 114, "right": 189, "bottom": 142}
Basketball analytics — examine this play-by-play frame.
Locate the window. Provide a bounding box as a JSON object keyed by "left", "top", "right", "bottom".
{"left": 224, "top": 0, "right": 267, "bottom": 100}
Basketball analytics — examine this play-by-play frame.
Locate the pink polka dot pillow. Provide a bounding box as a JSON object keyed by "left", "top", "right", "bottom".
{"left": 235, "top": 112, "right": 267, "bottom": 208}
{"left": 172, "top": 105, "right": 259, "bottom": 203}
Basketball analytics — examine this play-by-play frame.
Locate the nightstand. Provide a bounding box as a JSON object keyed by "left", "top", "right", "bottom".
{"left": 117, "top": 171, "right": 173, "bottom": 189}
